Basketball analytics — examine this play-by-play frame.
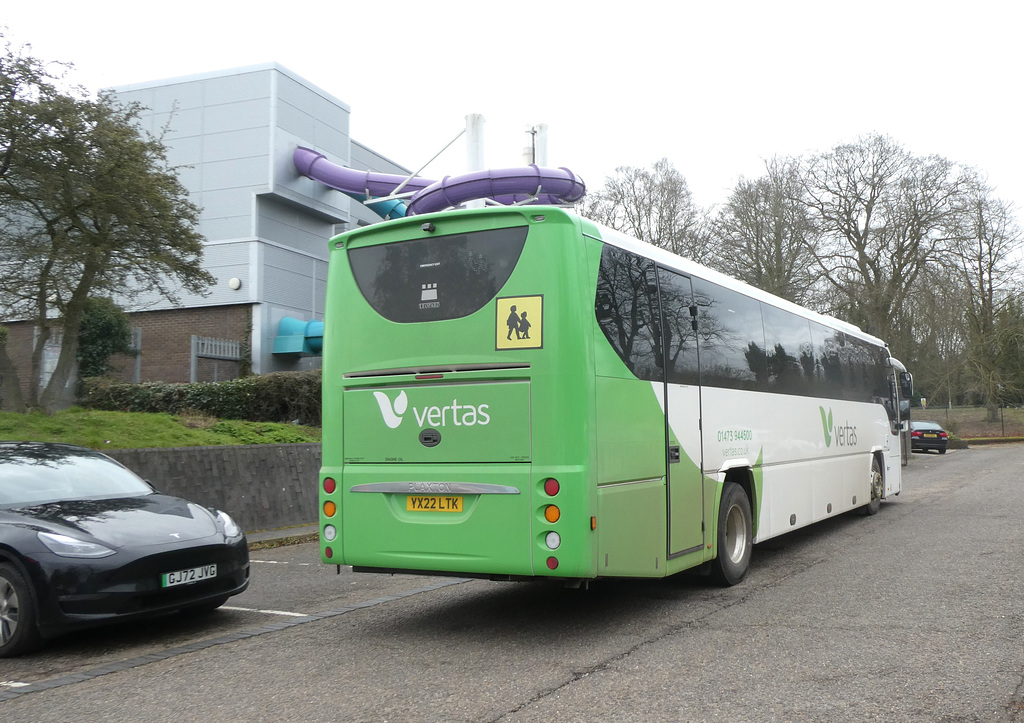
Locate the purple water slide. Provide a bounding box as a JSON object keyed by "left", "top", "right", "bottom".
{"left": 293, "top": 146, "right": 433, "bottom": 197}
{"left": 294, "top": 146, "right": 586, "bottom": 216}
{"left": 405, "top": 165, "right": 586, "bottom": 215}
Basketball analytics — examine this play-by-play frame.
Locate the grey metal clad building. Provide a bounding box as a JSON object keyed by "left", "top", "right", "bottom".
{"left": 108, "top": 63, "right": 407, "bottom": 380}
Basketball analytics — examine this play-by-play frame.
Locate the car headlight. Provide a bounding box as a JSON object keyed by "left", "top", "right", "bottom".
{"left": 37, "top": 531, "right": 116, "bottom": 558}
{"left": 216, "top": 510, "right": 243, "bottom": 540}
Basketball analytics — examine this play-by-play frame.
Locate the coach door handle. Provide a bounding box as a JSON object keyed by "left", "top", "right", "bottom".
{"left": 668, "top": 445, "right": 681, "bottom": 463}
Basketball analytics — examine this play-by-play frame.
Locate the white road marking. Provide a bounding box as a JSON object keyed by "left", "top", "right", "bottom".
{"left": 1, "top": 681, "right": 30, "bottom": 688}
{"left": 250, "top": 560, "right": 311, "bottom": 565}
{"left": 221, "top": 606, "right": 309, "bottom": 617}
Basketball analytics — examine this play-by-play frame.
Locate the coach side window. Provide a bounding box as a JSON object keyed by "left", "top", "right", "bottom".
{"left": 844, "top": 336, "right": 889, "bottom": 404}
{"left": 656, "top": 269, "right": 699, "bottom": 385}
{"left": 691, "top": 277, "right": 767, "bottom": 391}
{"left": 810, "top": 322, "right": 844, "bottom": 396}
{"left": 761, "top": 303, "right": 814, "bottom": 395}
{"left": 841, "top": 337, "right": 865, "bottom": 402}
{"left": 595, "top": 246, "right": 664, "bottom": 382}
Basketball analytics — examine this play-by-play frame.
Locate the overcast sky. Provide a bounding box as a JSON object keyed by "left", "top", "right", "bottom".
{"left": 5, "top": 1, "right": 1023, "bottom": 210}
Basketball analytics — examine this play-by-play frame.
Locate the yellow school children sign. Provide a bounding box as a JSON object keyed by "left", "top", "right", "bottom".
{"left": 496, "top": 295, "right": 543, "bottom": 350}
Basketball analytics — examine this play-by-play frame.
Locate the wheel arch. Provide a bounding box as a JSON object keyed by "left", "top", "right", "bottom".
{"left": 722, "top": 465, "right": 758, "bottom": 538}
{"left": 872, "top": 449, "right": 887, "bottom": 493}
{"left": 0, "top": 547, "right": 45, "bottom": 655}
{"left": 0, "top": 546, "right": 44, "bottom": 618}
{"left": 0, "top": 546, "right": 33, "bottom": 582}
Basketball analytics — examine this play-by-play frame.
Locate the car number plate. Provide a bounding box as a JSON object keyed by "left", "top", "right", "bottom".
{"left": 162, "top": 564, "right": 217, "bottom": 587}
{"left": 923, "top": 433, "right": 938, "bottom": 438}
{"left": 407, "top": 495, "right": 463, "bottom": 512}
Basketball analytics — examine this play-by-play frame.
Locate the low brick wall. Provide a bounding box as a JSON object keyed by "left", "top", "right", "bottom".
{"left": 107, "top": 444, "right": 320, "bottom": 533}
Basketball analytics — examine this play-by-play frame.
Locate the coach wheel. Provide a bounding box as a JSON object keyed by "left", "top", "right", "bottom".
{"left": 864, "top": 457, "right": 883, "bottom": 516}
{"left": 711, "top": 482, "right": 753, "bottom": 586}
{"left": 0, "top": 563, "right": 42, "bottom": 658}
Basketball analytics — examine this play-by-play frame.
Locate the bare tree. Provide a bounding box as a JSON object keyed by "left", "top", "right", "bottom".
{"left": 993, "top": 294, "right": 1024, "bottom": 407}
{"left": 800, "top": 134, "right": 963, "bottom": 358}
{"left": 712, "top": 157, "right": 820, "bottom": 305}
{"left": 582, "top": 158, "right": 714, "bottom": 261}
{"left": 904, "top": 262, "right": 969, "bottom": 406}
{"left": 945, "top": 175, "right": 1023, "bottom": 419}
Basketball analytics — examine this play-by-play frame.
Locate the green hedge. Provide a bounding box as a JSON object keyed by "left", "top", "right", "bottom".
{"left": 81, "top": 370, "right": 322, "bottom": 426}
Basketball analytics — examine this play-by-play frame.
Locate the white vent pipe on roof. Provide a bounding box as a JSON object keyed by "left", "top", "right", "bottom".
{"left": 466, "top": 114, "right": 485, "bottom": 172}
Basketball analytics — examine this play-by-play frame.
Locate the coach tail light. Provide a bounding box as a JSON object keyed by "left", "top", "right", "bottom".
{"left": 543, "top": 477, "right": 560, "bottom": 496}
{"left": 322, "top": 477, "right": 339, "bottom": 557}
{"left": 545, "top": 531, "right": 561, "bottom": 550}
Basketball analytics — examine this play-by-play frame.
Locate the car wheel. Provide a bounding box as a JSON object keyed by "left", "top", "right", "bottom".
{"left": 711, "top": 482, "right": 752, "bottom": 586}
{"left": 0, "top": 563, "right": 42, "bottom": 658}
{"left": 939, "top": 448, "right": 947, "bottom": 455}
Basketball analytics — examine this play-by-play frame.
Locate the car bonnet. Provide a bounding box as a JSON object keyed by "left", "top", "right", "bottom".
{"left": 8, "top": 494, "right": 221, "bottom": 548}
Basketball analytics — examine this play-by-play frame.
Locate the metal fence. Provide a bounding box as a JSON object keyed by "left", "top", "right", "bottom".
{"left": 190, "top": 335, "right": 242, "bottom": 383}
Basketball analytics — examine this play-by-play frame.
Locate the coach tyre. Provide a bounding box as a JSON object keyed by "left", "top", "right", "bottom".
{"left": 0, "top": 563, "right": 42, "bottom": 657}
{"left": 864, "top": 457, "right": 883, "bottom": 516}
{"left": 712, "top": 482, "right": 753, "bottom": 586}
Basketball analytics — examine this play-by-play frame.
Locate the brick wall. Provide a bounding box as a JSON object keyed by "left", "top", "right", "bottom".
{"left": 0, "top": 305, "right": 253, "bottom": 410}
{"left": 110, "top": 304, "right": 253, "bottom": 383}
{"left": 106, "top": 443, "right": 320, "bottom": 533}
{"left": 1, "top": 322, "right": 37, "bottom": 406}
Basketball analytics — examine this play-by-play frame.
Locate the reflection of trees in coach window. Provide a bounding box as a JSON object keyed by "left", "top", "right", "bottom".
{"left": 352, "top": 226, "right": 528, "bottom": 323}
{"left": 655, "top": 268, "right": 699, "bottom": 386}
{"left": 690, "top": 277, "right": 765, "bottom": 390}
{"left": 595, "top": 242, "right": 891, "bottom": 403}
{"left": 595, "top": 246, "right": 663, "bottom": 382}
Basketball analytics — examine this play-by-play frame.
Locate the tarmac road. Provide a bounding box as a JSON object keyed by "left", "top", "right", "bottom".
{"left": 1, "top": 444, "right": 1022, "bottom": 722}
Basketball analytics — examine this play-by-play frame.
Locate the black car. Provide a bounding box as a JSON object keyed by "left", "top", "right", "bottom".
{"left": 910, "top": 420, "right": 949, "bottom": 454}
{"left": 0, "top": 442, "right": 249, "bottom": 657}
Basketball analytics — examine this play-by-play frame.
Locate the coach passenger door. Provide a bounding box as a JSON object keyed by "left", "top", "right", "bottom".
{"left": 656, "top": 268, "right": 706, "bottom": 556}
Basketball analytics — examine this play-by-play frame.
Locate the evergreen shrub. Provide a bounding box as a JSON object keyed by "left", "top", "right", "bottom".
{"left": 81, "top": 370, "right": 322, "bottom": 426}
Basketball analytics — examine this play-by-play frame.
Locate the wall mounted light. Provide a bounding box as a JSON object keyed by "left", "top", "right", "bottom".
{"left": 228, "top": 278, "right": 242, "bottom": 290}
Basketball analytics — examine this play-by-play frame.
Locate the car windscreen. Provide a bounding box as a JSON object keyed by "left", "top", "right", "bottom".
{"left": 348, "top": 225, "right": 528, "bottom": 322}
{"left": 0, "top": 451, "right": 152, "bottom": 507}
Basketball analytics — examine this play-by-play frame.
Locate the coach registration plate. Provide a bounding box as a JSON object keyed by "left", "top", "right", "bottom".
{"left": 162, "top": 564, "right": 217, "bottom": 587}
{"left": 407, "top": 495, "right": 463, "bottom": 512}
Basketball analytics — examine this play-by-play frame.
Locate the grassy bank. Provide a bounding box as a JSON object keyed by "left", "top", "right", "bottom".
{"left": 914, "top": 406, "right": 1024, "bottom": 440}
{"left": 0, "top": 407, "right": 321, "bottom": 450}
